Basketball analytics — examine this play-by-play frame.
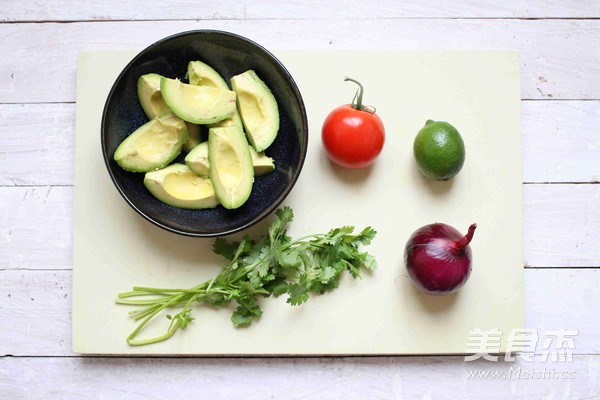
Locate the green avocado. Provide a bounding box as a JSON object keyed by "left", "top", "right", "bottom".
{"left": 186, "top": 141, "right": 275, "bottom": 178}
{"left": 181, "top": 124, "right": 202, "bottom": 153}
{"left": 187, "top": 61, "right": 244, "bottom": 131}
{"left": 137, "top": 73, "right": 201, "bottom": 153}
{"left": 230, "top": 70, "right": 279, "bottom": 152}
{"left": 114, "top": 113, "right": 189, "bottom": 172}
{"left": 249, "top": 147, "right": 275, "bottom": 176}
{"left": 160, "top": 77, "right": 237, "bottom": 125}
{"left": 144, "top": 163, "right": 219, "bottom": 209}
{"left": 185, "top": 141, "right": 210, "bottom": 178}
{"left": 208, "top": 126, "right": 254, "bottom": 209}
{"left": 187, "top": 60, "right": 229, "bottom": 88}
{"left": 137, "top": 73, "right": 171, "bottom": 119}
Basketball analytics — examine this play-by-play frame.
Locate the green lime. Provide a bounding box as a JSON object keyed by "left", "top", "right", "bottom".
{"left": 413, "top": 120, "right": 465, "bottom": 181}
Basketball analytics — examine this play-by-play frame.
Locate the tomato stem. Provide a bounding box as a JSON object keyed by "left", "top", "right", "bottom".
{"left": 344, "top": 77, "right": 364, "bottom": 110}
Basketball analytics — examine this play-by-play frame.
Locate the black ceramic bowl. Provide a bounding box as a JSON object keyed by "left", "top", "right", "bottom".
{"left": 101, "top": 30, "right": 308, "bottom": 237}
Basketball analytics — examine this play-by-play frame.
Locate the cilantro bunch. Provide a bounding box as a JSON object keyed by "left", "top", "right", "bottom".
{"left": 116, "top": 207, "right": 377, "bottom": 346}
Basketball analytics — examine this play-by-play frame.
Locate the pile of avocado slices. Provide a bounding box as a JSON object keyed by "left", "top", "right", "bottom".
{"left": 113, "top": 61, "right": 279, "bottom": 210}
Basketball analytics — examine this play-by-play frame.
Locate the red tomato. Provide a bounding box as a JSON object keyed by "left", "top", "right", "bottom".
{"left": 321, "top": 79, "right": 385, "bottom": 168}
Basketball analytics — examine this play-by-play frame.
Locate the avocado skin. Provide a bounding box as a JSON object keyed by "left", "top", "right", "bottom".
{"left": 144, "top": 163, "right": 219, "bottom": 209}
{"left": 114, "top": 113, "right": 189, "bottom": 173}
{"left": 187, "top": 61, "right": 245, "bottom": 131}
{"left": 185, "top": 141, "right": 210, "bottom": 178}
{"left": 231, "top": 70, "right": 279, "bottom": 153}
{"left": 208, "top": 126, "right": 254, "bottom": 210}
{"left": 137, "top": 73, "right": 171, "bottom": 120}
{"left": 161, "top": 77, "right": 237, "bottom": 125}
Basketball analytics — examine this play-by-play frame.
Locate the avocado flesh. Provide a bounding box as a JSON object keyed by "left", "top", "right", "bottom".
{"left": 185, "top": 141, "right": 210, "bottom": 177}
{"left": 144, "top": 163, "right": 219, "bottom": 209}
{"left": 249, "top": 147, "right": 275, "bottom": 176}
{"left": 208, "top": 126, "right": 254, "bottom": 209}
{"left": 161, "top": 77, "right": 237, "bottom": 125}
{"left": 231, "top": 70, "right": 279, "bottom": 152}
{"left": 114, "top": 113, "right": 189, "bottom": 172}
{"left": 182, "top": 123, "right": 202, "bottom": 153}
{"left": 137, "top": 73, "right": 201, "bottom": 153}
{"left": 186, "top": 141, "right": 274, "bottom": 178}
{"left": 137, "top": 73, "right": 171, "bottom": 119}
{"left": 187, "top": 61, "right": 229, "bottom": 88}
{"left": 187, "top": 61, "right": 244, "bottom": 131}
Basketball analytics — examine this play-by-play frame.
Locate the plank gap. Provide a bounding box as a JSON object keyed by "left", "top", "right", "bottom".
{"left": 3, "top": 17, "right": 600, "bottom": 24}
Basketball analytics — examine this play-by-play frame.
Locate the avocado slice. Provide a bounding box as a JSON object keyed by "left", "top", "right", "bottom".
{"left": 144, "top": 163, "right": 219, "bottom": 209}
{"left": 208, "top": 126, "right": 254, "bottom": 209}
{"left": 137, "top": 73, "right": 171, "bottom": 119}
{"left": 187, "top": 60, "right": 229, "bottom": 88}
{"left": 184, "top": 141, "right": 210, "bottom": 178}
{"left": 249, "top": 147, "right": 275, "bottom": 176}
{"left": 137, "top": 73, "right": 202, "bottom": 153}
{"left": 114, "top": 113, "right": 189, "bottom": 172}
{"left": 160, "top": 77, "right": 237, "bottom": 125}
{"left": 186, "top": 141, "right": 275, "bottom": 178}
{"left": 230, "top": 70, "right": 279, "bottom": 152}
{"left": 181, "top": 124, "right": 202, "bottom": 153}
{"left": 186, "top": 61, "right": 244, "bottom": 131}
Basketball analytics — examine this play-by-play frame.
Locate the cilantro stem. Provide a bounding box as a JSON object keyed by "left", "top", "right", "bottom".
{"left": 133, "top": 286, "right": 205, "bottom": 293}
{"left": 116, "top": 298, "right": 173, "bottom": 306}
{"left": 126, "top": 293, "right": 186, "bottom": 346}
{"left": 116, "top": 207, "right": 378, "bottom": 347}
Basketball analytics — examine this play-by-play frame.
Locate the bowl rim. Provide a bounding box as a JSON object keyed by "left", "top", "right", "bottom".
{"left": 101, "top": 29, "right": 309, "bottom": 237}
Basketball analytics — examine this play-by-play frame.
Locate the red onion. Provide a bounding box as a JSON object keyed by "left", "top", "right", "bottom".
{"left": 404, "top": 223, "right": 477, "bottom": 295}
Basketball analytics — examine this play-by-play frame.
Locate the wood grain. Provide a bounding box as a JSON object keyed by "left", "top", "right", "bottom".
{"left": 3, "top": 0, "right": 600, "bottom": 21}
{"left": 1, "top": 19, "right": 599, "bottom": 103}
{"left": 522, "top": 100, "right": 600, "bottom": 183}
{"left": 524, "top": 184, "right": 600, "bottom": 267}
{"left": 1, "top": 184, "right": 600, "bottom": 270}
{"left": 0, "top": 104, "right": 74, "bottom": 186}
{"left": 2, "top": 100, "right": 600, "bottom": 186}
{"left": 2, "top": 269, "right": 599, "bottom": 356}
{"left": 0, "top": 355, "right": 598, "bottom": 399}
{"left": 2, "top": 2, "right": 600, "bottom": 397}
{"left": 0, "top": 186, "right": 72, "bottom": 270}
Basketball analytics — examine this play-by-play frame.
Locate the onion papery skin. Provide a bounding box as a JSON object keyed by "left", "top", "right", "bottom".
{"left": 404, "top": 223, "right": 476, "bottom": 295}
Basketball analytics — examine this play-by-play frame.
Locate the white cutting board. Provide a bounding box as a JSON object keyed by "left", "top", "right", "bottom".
{"left": 73, "top": 49, "right": 523, "bottom": 355}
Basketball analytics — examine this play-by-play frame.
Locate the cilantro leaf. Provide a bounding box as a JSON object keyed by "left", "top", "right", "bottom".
{"left": 269, "top": 206, "right": 294, "bottom": 246}
{"left": 212, "top": 238, "right": 237, "bottom": 260}
{"left": 319, "top": 266, "right": 337, "bottom": 284}
{"left": 354, "top": 226, "right": 377, "bottom": 246}
{"left": 286, "top": 283, "right": 309, "bottom": 306}
{"left": 362, "top": 253, "right": 378, "bottom": 270}
{"left": 117, "top": 207, "right": 378, "bottom": 346}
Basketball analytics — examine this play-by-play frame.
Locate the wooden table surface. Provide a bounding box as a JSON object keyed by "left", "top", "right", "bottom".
{"left": 1, "top": 1, "right": 599, "bottom": 398}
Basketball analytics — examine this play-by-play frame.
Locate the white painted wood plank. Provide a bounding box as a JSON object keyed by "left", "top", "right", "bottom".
{"left": 525, "top": 269, "right": 600, "bottom": 355}
{"left": 0, "top": 0, "right": 247, "bottom": 21}
{"left": 0, "top": 3, "right": 597, "bottom": 393}
{"left": 0, "top": 353, "right": 598, "bottom": 398}
{"left": 1, "top": 20, "right": 599, "bottom": 103}
{"left": 524, "top": 184, "right": 600, "bottom": 267}
{"left": 249, "top": 0, "right": 600, "bottom": 19}
{"left": 2, "top": 269, "right": 599, "bottom": 356}
{"left": 2, "top": 101, "right": 599, "bottom": 186}
{"left": 0, "top": 104, "right": 74, "bottom": 186}
{"left": 522, "top": 100, "right": 600, "bottom": 183}
{"left": 3, "top": 0, "right": 600, "bottom": 21}
{"left": 2, "top": 184, "right": 600, "bottom": 271}
{"left": 0, "top": 187, "right": 72, "bottom": 270}
{"left": 0, "top": 270, "right": 71, "bottom": 356}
